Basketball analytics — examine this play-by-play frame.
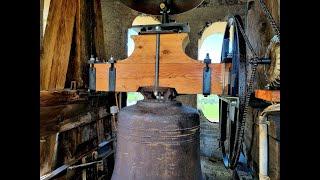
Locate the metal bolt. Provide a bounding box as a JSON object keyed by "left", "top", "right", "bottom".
{"left": 160, "top": 2, "right": 166, "bottom": 10}
{"left": 89, "top": 55, "right": 95, "bottom": 63}
{"left": 109, "top": 56, "right": 115, "bottom": 63}
{"left": 110, "top": 106, "right": 119, "bottom": 115}
{"left": 155, "top": 26, "right": 161, "bottom": 31}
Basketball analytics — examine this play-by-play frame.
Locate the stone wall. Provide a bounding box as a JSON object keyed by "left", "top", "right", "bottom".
{"left": 101, "top": 0, "right": 245, "bottom": 60}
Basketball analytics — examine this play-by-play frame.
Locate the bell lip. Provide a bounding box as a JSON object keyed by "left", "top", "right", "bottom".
{"left": 119, "top": 0, "right": 205, "bottom": 15}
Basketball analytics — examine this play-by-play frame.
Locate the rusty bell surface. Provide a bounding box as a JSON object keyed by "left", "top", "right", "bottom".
{"left": 111, "top": 87, "right": 202, "bottom": 180}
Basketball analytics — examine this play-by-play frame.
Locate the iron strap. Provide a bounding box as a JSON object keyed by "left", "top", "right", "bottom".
{"left": 202, "top": 53, "right": 212, "bottom": 96}
{"left": 89, "top": 66, "right": 96, "bottom": 90}
{"left": 108, "top": 57, "right": 116, "bottom": 92}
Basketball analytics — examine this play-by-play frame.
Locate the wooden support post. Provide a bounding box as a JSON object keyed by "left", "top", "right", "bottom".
{"left": 40, "top": 0, "right": 77, "bottom": 90}
{"left": 93, "top": 0, "right": 106, "bottom": 60}
{"left": 40, "top": 133, "right": 59, "bottom": 176}
{"left": 66, "top": 0, "right": 89, "bottom": 88}
{"left": 40, "top": 0, "right": 44, "bottom": 48}
{"left": 49, "top": 0, "right": 77, "bottom": 89}
{"left": 40, "top": 0, "right": 63, "bottom": 90}
{"left": 66, "top": 0, "right": 104, "bottom": 89}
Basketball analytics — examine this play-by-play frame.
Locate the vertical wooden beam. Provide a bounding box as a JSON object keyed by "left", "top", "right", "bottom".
{"left": 65, "top": 0, "right": 105, "bottom": 94}
{"left": 40, "top": 0, "right": 44, "bottom": 48}
{"left": 93, "top": 0, "right": 106, "bottom": 60}
{"left": 79, "top": 0, "right": 93, "bottom": 88}
{"left": 40, "top": 133, "right": 59, "bottom": 176}
{"left": 65, "top": 0, "right": 82, "bottom": 88}
{"left": 74, "top": 0, "right": 82, "bottom": 86}
{"left": 40, "top": 0, "right": 63, "bottom": 90}
{"left": 48, "top": 0, "right": 77, "bottom": 90}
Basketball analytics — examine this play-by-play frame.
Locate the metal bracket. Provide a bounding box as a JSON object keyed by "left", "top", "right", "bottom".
{"left": 108, "top": 56, "right": 116, "bottom": 92}
{"left": 88, "top": 56, "right": 96, "bottom": 91}
{"left": 89, "top": 66, "right": 96, "bottom": 91}
{"left": 202, "top": 53, "right": 212, "bottom": 96}
{"left": 131, "top": 22, "right": 190, "bottom": 34}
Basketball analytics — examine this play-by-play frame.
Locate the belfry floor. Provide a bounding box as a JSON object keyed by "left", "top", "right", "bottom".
{"left": 199, "top": 111, "right": 233, "bottom": 179}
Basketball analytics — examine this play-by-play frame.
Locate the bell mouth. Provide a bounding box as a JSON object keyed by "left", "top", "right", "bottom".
{"left": 119, "top": 0, "right": 204, "bottom": 15}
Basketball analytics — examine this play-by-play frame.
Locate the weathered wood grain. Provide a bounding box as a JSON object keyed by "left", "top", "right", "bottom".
{"left": 40, "top": 103, "right": 89, "bottom": 137}
{"left": 40, "top": 0, "right": 63, "bottom": 90}
{"left": 94, "top": 33, "right": 231, "bottom": 94}
{"left": 40, "top": 133, "right": 59, "bottom": 176}
{"left": 93, "top": 0, "right": 106, "bottom": 60}
{"left": 255, "top": 89, "right": 280, "bottom": 102}
{"left": 40, "top": 90, "right": 86, "bottom": 107}
{"left": 48, "top": 0, "right": 77, "bottom": 90}
{"left": 59, "top": 113, "right": 92, "bottom": 133}
{"left": 66, "top": 0, "right": 96, "bottom": 88}
{"left": 59, "top": 107, "right": 108, "bottom": 133}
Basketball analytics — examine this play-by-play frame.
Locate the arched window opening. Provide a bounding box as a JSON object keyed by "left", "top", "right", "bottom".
{"left": 126, "top": 15, "right": 160, "bottom": 106}
{"left": 197, "top": 22, "right": 227, "bottom": 122}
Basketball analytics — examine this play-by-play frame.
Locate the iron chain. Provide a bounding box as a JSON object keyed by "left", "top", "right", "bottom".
{"left": 230, "top": 17, "right": 260, "bottom": 168}
{"left": 257, "top": 0, "right": 280, "bottom": 38}
{"left": 229, "top": 0, "right": 280, "bottom": 168}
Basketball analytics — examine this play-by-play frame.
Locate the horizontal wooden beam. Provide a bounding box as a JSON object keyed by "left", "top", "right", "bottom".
{"left": 255, "top": 89, "right": 280, "bottom": 102}
{"left": 94, "top": 33, "right": 231, "bottom": 95}
{"left": 40, "top": 105, "right": 109, "bottom": 137}
{"left": 59, "top": 107, "right": 109, "bottom": 133}
{"left": 40, "top": 103, "right": 89, "bottom": 137}
{"left": 40, "top": 90, "right": 87, "bottom": 107}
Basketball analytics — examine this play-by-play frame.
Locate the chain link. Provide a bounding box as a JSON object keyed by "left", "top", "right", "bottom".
{"left": 227, "top": 0, "right": 280, "bottom": 169}
{"left": 229, "top": 17, "right": 260, "bottom": 168}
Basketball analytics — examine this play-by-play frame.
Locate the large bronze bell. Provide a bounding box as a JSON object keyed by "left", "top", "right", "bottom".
{"left": 111, "top": 87, "right": 202, "bottom": 180}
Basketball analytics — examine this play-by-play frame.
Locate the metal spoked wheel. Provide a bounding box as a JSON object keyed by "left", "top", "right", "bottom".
{"left": 219, "top": 15, "right": 247, "bottom": 170}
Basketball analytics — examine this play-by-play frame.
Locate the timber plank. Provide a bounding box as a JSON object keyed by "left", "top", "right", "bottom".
{"left": 49, "top": 0, "right": 77, "bottom": 89}
{"left": 40, "top": 103, "right": 89, "bottom": 137}
{"left": 93, "top": 0, "right": 106, "bottom": 60}
{"left": 66, "top": 0, "right": 82, "bottom": 88}
{"left": 40, "top": 90, "right": 86, "bottom": 107}
{"left": 59, "top": 113, "right": 92, "bottom": 133}
{"left": 67, "top": 0, "right": 91, "bottom": 88}
{"left": 40, "top": 133, "right": 59, "bottom": 176}
{"left": 40, "top": 0, "right": 64, "bottom": 90}
{"left": 59, "top": 107, "right": 108, "bottom": 133}
{"left": 255, "top": 89, "right": 280, "bottom": 102}
{"left": 94, "top": 33, "right": 231, "bottom": 94}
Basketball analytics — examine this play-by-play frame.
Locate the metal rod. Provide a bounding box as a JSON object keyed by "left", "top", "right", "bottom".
{"left": 40, "top": 165, "right": 69, "bottom": 180}
{"left": 154, "top": 33, "right": 160, "bottom": 97}
{"left": 258, "top": 104, "right": 279, "bottom": 180}
{"left": 68, "top": 150, "right": 115, "bottom": 170}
